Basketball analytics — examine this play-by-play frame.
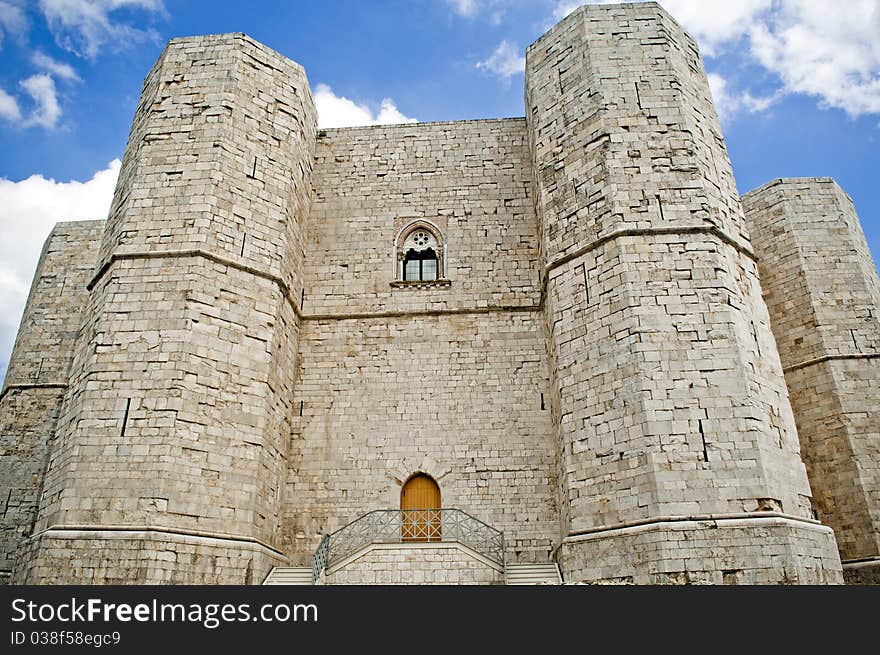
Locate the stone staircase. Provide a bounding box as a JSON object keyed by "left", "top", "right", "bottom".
{"left": 505, "top": 563, "right": 562, "bottom": 585}
{"left": 263, "top": 562, "right": 563, "bottom": 585}
{"left": 262, "top": 566, "right": 313, "bottom": 585}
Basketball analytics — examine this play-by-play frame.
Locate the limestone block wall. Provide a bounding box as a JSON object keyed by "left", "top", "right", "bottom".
{"left": 13, "top": 529, "right": 281, "bottom": 585}
{"left": 15, "top": 34, "right": 316, "bottom": 584}
{"left": 285, "top": 120, "right": 559, "bottom": 566}
{"left": 4, "top": 4, "right": 872, "bottom": 587}
{"left": 289, "top": 313, "right": 557, "bottom": 564}
{"left": 324, "top": 543, "right": 504, "bottom": 585}
{"left": 742, "top": 178, "right": 880, "bottom": 584}
{"left": 526, "top": 2, "right": 841, "bottom": 583}
{"left": 96, "top": 34, "right": 315, "bottom": 299}
{"left": 563, "top": 516, "right": 841, "bottom": 584}
{"left": 303, "top": 119, "right": 540, "bottom": 315}
{"left": 0, "top": 221, "right": 103, "bottom": 581}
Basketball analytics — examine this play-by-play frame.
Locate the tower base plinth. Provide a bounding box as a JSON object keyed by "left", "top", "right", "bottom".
{"left": 558, "top": 515, "right": 843, "bottom": 584}
{"left": 12, "top": 527, "right": 287, "bottom": 584}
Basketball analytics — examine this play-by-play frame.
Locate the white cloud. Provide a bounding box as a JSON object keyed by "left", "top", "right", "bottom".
{"left": 488, "top": 9, "right": 505, "bottom": 25}
{"left": 38, "top": 0, "right": 165, "bottom": 58}
{"left": 749, "top": 0, "right": 880, "bottom": 117}
{"left": 445, "top": 0, "right": 510, "bottom": 21}
{"left": 553, "top": 1, "right": 582, "bottom": 20}
{"left": 20, "top": 74, "right": 61, "bottom": 128}
{"left": 0, "top": 74, "right": 62, "bottom": 128}
{"left": 0, "top": 159, "right": 120, "bottom": 381}
{"left": 32, "top": 51, "right": 80, "bottom": 81}
{"left": 447, "top": 0, "right": 479, "bottom": 17}
{"left": 0, "top": 0, "right": 27, "bottom": 49}
{"left": 551, "top": 1, "right": 880, "bottom": 120}
{"left": 707, "top": 73, "right": 737, "bottom": 123}
{"left": 655, "top": 0, "right": 771, "bottom": 56}
{"left": 708, "top": 72, "right": 778, "bottom": 124}
{"left": 0, "top": 87, "right": 21, "bottom": 122}
{"left": 476, "top": 40, "right": 524, "bottom": 79}
{"left": 557, "top": 1, "right": 771, "bottom": 55}
{"left": 313, "top": 84, "right": 417, "bottom": 128}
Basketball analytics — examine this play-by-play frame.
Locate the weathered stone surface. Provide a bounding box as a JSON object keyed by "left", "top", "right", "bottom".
{"left": 12, "top": 33, "right": 315, "bottom": 584}
{"left": 305, "top": 120, "right": 540, "bottom": 316}
{"left": 526, "top": 2, "right": 841, "bottom": 583}
{"left": 324, "top": 543, "right": 503, "bottom": 585}
{"left": 288, "top": 312, "right": 557, "bottom": 565}
{"left": 0, "top": 221, "right": 103, "bottom": 582}
{"left": 559, "top": 516, "right": 842, "bottom": 584}
{"left": 743, "top": 178, "right": 880, "bottom": 584}
{"left": 0, "top": 2, "right": 875, "bottom": 585}
{"left": 287, "top": 119, "right": 557, "bottom": 566}
{"left": 14, "top": 529, "right": 283, "bottom": 584}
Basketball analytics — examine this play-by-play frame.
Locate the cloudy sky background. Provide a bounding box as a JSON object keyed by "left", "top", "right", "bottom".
{"left": 1, "top": 0, "right": 879, "bottom": 381}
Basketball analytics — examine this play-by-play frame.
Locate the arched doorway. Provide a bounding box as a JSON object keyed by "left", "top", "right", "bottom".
{"left": 400, "top": 473, "right": 441, "bottom": 541}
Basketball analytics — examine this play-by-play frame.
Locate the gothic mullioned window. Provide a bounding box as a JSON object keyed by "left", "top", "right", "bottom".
{"left": 403, "top": 231, "right": 438, "bottom": 281}
{"left": 392, "top": 221, "right": 450, "bottom": 287}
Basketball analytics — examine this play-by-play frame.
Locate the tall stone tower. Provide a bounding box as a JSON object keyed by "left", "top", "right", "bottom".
{"left": 526, "top": 3, "right": 842, "bottom": 583}
{"left": 3, "top": 1, "right": 875, "bottom": 586}
{"left": 13, "top": 34, "right": 316, "bottom": 583}
{"left": 0, "top": 221, "right": 103, "bottom": 583}
{"left": 743, "top": 179, "right": 880, "bottom": 584}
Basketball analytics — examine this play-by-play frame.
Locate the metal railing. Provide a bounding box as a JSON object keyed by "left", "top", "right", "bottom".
{"left": 312, "top": 508, "right": 506, "bottom": 583}
{"left": 311, "top": 534, "right": 330, "bottom": 585}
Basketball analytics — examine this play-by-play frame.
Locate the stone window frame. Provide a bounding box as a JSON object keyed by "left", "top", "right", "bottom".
{"left": 390, "top": 220, "right": 451, "bottom": 288}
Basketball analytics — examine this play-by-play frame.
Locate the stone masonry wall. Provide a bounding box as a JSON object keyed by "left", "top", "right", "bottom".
{"left": 285, "top": 119, "right": 559, "bottom": 566}
{"left": 17, "top": 34, "right": 316, "bottom": 584}
{"left": 324, "top": 543, "right": 503, "bottom": 585}
{"left": 742, "top": 178, "right": 880, "bottom": 582}
{"left": 559, "top": 516, "right": 842, "bottom": 584}
{"left": 0, "top": 221, "right": 103, "bottom": 582}
{"left": 302, "top": 119, "right": 540, "bottom": 316}
{"left": 526, "top": 2, "right": 841, "bottom": 582}
{"left": 14, "top": 529, "right": 284, "bottom": 585}
{"left": 289, "top": 312, "right": 556, "bottom": 564}
{"left": 5, "top": 4, "right": 873, "bottom": 586}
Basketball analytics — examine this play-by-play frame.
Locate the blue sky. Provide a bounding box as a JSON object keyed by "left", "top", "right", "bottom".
{"left": 0, "top": 0, "right": 879, "bottom": 380}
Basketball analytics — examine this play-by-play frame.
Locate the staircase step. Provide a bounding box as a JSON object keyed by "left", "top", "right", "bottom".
{"left": 262, "top": 567, "right": 314, "bottom": 585}
{"left": 507, "top": 581, "right": 560, "bottom": 585}
{"left": 507, "top": 571, "right": 559, "bottom": 576}
{"left": 508, "top": 569, "right": 558, "bottom": 573}
{"left": 505, "top": 563, "right": 562, "bottom": 585}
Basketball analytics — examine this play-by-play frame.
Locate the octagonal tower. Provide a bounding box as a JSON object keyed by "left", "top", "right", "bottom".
{"left": 527, "top": 2, "right": 842, "bottom": 583}
{"left": 14, "top": 34, "right": 316, "bottom": 584}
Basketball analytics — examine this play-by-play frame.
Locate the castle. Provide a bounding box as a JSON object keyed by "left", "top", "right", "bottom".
{"left": 1, "top": 2, "right": 878, "bottom": 585}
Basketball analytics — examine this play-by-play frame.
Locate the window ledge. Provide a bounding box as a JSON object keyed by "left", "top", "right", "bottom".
{"left": 390, "top": 279, "right": 452, "bottom": 289}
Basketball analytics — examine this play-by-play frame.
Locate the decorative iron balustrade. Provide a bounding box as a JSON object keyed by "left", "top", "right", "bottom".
{"left": 312, "top": 534, "right": 330, "bottom": 585}
{"left": 311, "top": 508, "right": 506, "bottom": 582}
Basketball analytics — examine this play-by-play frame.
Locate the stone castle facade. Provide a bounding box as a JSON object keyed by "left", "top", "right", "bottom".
{"left": 1, "top": 2, "right": 878, "bottom": 585}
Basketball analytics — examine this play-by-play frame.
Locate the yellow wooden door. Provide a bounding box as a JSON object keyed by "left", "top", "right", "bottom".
{"left": 401, "top": 474, "right": 441, "bottom": 541}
